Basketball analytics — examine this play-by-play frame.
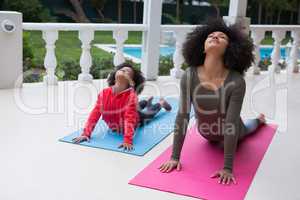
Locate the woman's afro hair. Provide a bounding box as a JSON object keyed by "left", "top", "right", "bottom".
{"left": 107, "top": 63, "right": 145, "bottom": 95}
{"left": 182, "top": 18, "right": 255, "bottom": 75}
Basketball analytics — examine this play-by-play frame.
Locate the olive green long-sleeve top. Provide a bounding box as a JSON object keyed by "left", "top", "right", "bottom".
{"left": 171, "top": 67, "right": 247, "bottom": 172}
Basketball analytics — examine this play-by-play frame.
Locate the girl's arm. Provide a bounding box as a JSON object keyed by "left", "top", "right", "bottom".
{"left": 82, "top": 91, "right": 103, "bottom": 138}
{"left": 123, "top": 91, "right": 139, "bottom": 145}
{"left": 223, "top": 77, "right": 246, "bottom": 172}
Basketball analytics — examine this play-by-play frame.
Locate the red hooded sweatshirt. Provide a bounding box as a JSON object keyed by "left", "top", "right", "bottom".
{"left": 82, "top": 87, "right": 139, "bottom": 144}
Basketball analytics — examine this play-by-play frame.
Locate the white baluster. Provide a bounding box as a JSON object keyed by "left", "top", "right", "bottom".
{"left": 271, "top": 30, "right": 286, "bottom": 73}
{"left": 250, "top": 29, "right": 265, "bottom": 75}
{"left": 42, "top": 30, "right": 58, "bottom": 85}
{"left": 113, "top": 30, "right": 128, "bottom": 66}
{"left": 78, "top": 30, "right": 94, "bottom": 83}
{"left": 290, "top": 30, "right": 300, "bottom": 73}
{"left": 170, "top": 31, "right": 186, "bottom": 78}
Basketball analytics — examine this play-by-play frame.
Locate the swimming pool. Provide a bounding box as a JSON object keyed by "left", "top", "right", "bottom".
{"left": 121, "top": 46, "right": 288, "bottom": 60}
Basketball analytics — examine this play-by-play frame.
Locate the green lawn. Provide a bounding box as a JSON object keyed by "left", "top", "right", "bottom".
{"left": 26, "top": 31, "right": 143, "bottom": 66}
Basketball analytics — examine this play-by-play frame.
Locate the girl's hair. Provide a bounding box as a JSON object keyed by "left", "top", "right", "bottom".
{"left": 182, "top": 18, "right": 254, "bottom": 75}
{"left": 107, "top": 63, "right": 145, "bottom": 94}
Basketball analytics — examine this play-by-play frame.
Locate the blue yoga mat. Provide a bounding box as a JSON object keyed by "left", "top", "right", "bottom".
{"left": 59, "top": 97, "right": 193, "bottom": 156}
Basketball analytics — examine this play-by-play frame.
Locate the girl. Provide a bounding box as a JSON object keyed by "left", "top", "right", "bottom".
{"left": 159, "top": 19, "right": 266, "bottom": 185}
{"left": 72, "top": 63, "right": 172, "bottom": 151}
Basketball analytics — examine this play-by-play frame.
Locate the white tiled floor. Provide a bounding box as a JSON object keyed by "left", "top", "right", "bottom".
{"left": 0, "top": 71, "right": 300, "bottom": 200}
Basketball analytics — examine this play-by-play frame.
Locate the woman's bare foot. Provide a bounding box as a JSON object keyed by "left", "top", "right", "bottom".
{"left": 258, "top": 113, "right": 266, "bottom": 124}
{"left": 159, "top": 98, "right": 172, "bottom": 111}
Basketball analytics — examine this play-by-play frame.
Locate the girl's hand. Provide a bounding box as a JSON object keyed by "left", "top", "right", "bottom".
{"left": 210, "top": 169, "right": 237, "bottom": 185}
{"left": 158, "top": 159, "right": 182, "bottom": 173}
{"left": 72, "top": 135, "right": 89, "bottom": 144}
{"left": 118, "top": 143, "right": 134, "bottom": 151}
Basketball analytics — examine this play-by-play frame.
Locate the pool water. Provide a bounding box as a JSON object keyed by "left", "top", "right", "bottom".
{"left": 122, "top": 46, "right": 288, "bottom": 60}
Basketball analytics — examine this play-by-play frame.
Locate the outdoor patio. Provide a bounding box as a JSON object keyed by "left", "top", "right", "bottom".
{"left": 1, "top": 0, "right": 300, "bottom": 199}
{"left": 0, "top": 70, "right": 300, "bottom": 199}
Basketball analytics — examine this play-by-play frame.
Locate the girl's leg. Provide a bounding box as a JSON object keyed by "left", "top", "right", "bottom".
{"left": 138, "top": 100, "right": 147, "bottom": 110}
{"left": 138, "top": 98, "right": 172, "bottom": 126}
{"left": 138, "top": 96, "right": 154, "bottom": 111}
{"left": 138, "top": 103, "right": 161, "bottom": 126}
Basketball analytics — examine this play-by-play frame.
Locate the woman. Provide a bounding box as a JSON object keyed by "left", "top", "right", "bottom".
{"left": 159, "top": 19, "right": 266, "bottom": 185}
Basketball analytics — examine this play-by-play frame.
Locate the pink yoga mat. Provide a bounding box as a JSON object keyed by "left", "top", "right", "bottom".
{"left": 129, "top": 123, "right": 278, "bottom": 200}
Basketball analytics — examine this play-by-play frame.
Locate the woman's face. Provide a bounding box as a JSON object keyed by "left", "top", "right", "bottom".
{"left": 115, "top": 66, "right": 135, "bottom": 86}
{"left": 204, "top": 31, "right": 229, "bottom": 55}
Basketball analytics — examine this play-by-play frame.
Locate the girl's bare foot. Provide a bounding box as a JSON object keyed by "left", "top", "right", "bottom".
{"left": 258, "top": 113, "right": 266, "bottom": 124}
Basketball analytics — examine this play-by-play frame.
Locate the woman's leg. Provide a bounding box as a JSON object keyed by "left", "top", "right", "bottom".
{"left": 244, "top": 118, "right": 261, "bottom": 135}
{"left": 243, "top": 113, "right": 266, "bottom": 136}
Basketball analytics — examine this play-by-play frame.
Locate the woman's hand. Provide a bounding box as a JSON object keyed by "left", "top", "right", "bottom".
{"left": 159, "top": 159, "right": 182, "bottom": 173}
{"left": 210, "top": 169, "right": 237, "bottom": 185}
{"left": 72, "top": 135, "right": 89, "bottom": 144}
{"left": 118, "top": 143, "right": 134, "bottom": 151}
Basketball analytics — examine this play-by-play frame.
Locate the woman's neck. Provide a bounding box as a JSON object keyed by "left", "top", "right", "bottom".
{"left": 202, "top": 53, "right": 227, "bottom": 79}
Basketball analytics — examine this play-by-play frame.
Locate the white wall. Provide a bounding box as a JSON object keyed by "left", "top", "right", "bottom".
{"left": 0, "top": 11, "right": 22, "bottom": 89}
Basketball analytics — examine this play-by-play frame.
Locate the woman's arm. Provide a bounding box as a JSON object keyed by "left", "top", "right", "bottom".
{"left": 171, "top": 69, "right": 192, "bottom": 161}
{"left": 223, "top": 77, "right": 246, "bottom": 172}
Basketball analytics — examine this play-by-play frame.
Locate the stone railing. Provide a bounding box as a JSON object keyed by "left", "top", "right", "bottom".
{"left": 23, "top": 23, "right": 146, "bottom": 85}
{"left": 23, "top": 23, "right": 300, "bottom": 85}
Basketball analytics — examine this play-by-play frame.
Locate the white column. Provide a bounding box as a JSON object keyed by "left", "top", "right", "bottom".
{"left": 223, "top": 0, "right": 250, "bottom": 34}
{"left": 290, "top": 30, "right": 300, "bottom": 73}
{"left": 78, "top": 29, "right": 94, "bottom": 83}
{"left": 271, "top": 30, "right": 286, "bottom": 73}
{"left": 250, "top": 29, "right": 265, "bottom": 75}
{"left": 170, "top": 31, "right": 186, "bottom": 78}
{"left": 113, "top": 29, "right": 128, "bottom": 66}
{"left": 141, "top": 0, "right": 163, "bottom": 80}
{"left": 42, "top": 30, "right": 58, "bottom": 85}
{"left": 228, "top": 0, "right": 248, "bottom": 17}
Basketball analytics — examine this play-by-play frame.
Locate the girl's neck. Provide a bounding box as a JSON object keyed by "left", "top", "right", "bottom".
{"left": 112, "top": 81, "right": 129, "bottom": 94}
{"left": 202, "top": 53, "right": 227, "bottom": 79}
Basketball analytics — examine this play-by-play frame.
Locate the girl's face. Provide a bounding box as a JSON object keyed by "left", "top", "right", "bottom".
{"left": 204, "top": 31, "right": 229, "bottom": 55}
{"left": 115, "top": 67, "right": 135, "bottom": 86}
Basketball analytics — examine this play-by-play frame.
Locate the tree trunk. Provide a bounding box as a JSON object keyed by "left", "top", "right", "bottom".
{"left": 290, "top": 11, "right": 294, "bottom": 24}
{"left": 212, "top": 3, "right": 220, "bottom": 18}
{"left": 133, "top": 1, "right": 137, "bottom": 23}
{"left": 277, "top": 9, "right": 282, "bottom": 24}
{"left": 258, "top": 2, "right": 262, "bottom": 24}
{"left": 264, "top": 8, "right": 268, "bottom": 24}
{"left": 118, "top": 0, "right": 122, "bottom": 23}
{"left": 176, "top": 0, "right": 180, "bottom": 23}
{"left": 270, "top": 13, "right": 273, "bottom": 24}
{"left": 69, "top": 0, "right": 90, "bottom": 23}
{"left": 96, "top": 8, "right": 105, "bottom": 20}
{"left": 55, "top": 9, "right": 79, "bottom": 22}
{"left": 298, "top": 1, "right": 300, "bottom": 24}
{"left": 176, "top": 0, "right": 184, "bottom": 24}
